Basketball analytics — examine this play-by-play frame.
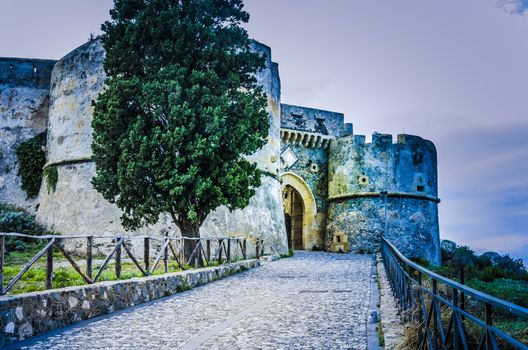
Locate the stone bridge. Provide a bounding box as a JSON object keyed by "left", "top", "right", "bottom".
{"left": 8, "top": 252, "right": 399, "bottom": 350}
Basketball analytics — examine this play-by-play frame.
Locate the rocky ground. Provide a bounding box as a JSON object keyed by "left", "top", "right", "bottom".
{"left": 15, "top": 251, "right": 372, "bottom": 350}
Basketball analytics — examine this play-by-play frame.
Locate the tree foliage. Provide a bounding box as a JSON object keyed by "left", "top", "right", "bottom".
{"left": 92, "top": 0, "right": 269, "bottom": 237}
{"left": 435, "top": 239, "right": 528, "bottom": 283}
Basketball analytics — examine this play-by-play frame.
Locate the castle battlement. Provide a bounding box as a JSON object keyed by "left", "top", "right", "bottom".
{"left": 328, "top": 131, "right": 438, "bottom": 199}
{"left": 343, "top": 132, "right": 436, "bottom": 149}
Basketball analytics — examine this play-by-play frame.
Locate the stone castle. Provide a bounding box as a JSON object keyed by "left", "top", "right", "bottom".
{"left": 0, "top": 39, "right": 441, "bottom": 263}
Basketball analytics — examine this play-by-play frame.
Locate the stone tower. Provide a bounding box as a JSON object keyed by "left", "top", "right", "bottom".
{"left": 33, "top": 39, "right": 288, "bottom": 254}
{"left": 326, "top": 133, "right": 441, "bottom": 264}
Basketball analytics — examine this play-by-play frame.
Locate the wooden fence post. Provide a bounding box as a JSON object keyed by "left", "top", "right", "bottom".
{"left": 256, "top": 239, "right": 260, "bottom": 259}
{"left": 115, "top": 238, "right": 122, "bottom": 279}
{"left": 218, "top": 239, "right": 223, "bottom": 262}
{"left": 180, "top": 239, "right": 186, "bottom": 267}
{"left": 194, "top": 241, "right": 200, "bottom": 269}
{"left": 144, "top": 237, "right": 150, "bottom": 272}
{"left": 86, "top": 236, "right": 93, "bottom": 279}
{"left": 46, "top": 240, "right": 53, "bottom": 290}
{"left": 227, "top": 239, "right": 231, "bottom": 263}
{"left": 242, "top": 239, "right": 247, "bottom": 260}
{"left": 206, "top": 239, "right": 211, "bottom": 263}
{"left": 163, "top": 238, "right": 169, "bottom": 273}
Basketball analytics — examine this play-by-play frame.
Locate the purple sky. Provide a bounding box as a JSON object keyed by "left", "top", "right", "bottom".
{"left": 1, "top": 0, "right": 527, "bottom": 263}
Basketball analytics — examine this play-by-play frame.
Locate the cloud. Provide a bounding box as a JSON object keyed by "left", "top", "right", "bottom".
{"left": 497, "top": 0, "right": 528, "bottom": 14}
{"left": 436, "top": 122, "right": 528, "bottom": 262}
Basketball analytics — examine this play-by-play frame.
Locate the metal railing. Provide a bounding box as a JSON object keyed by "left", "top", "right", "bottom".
{"left": 0, "top": 232, "right": 265, "bottom": 295}
{"left": 381, "top": 237, "right": 528, "bottom": 350}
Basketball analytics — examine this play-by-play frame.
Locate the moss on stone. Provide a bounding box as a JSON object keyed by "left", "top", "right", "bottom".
{"left": 43, "top": 165, "right": 58, "bottom": 193}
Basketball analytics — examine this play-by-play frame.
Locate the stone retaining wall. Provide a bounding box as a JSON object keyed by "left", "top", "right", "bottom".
{"left": 0, "top": 259, "right": 259, "bottom": 346}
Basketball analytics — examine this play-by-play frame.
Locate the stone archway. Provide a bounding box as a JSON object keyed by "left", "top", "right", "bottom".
{"left": 281, "top": 172, "right": 318, "bottom": 250}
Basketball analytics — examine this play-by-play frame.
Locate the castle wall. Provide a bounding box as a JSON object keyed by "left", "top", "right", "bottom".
{"left": 0, "top": 58, "right": 55, "bottom": 212}
{"left": 281, "top": 104, "right": 351, "bottom": 137}
{"left": 278, "top": 104, "right": 353, "bottom": 250}
{"left": 35, "top": 39, "right": 287, "bottom": 254}
{"left": 326, "top": 133, "right": 441, "bottom": 264}
{"left": 280, "top": 143, "right": 328, "bottom": 250}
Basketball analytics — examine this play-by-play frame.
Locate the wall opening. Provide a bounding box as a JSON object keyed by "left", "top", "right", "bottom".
{"left": 282, "top": 185, "right": 304, "bottom": 249}
{"left": 280, "top": 172, "right": 319, "bottom": 250}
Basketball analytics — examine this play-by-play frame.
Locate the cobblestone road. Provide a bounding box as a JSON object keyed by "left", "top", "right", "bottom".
{"left": 17, "top": 252, "right": 372, "bottom": 350}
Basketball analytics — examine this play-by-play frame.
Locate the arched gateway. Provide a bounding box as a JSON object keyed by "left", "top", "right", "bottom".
{"left": 280, "top": 172, "right": 320, "bottom": 250}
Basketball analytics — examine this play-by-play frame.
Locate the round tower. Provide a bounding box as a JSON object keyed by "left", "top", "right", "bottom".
{"left": 326, "top": 133, "right": 441, "bottom": 264}
{"left": 36, "top": 39, "right": 288, "bottom": 254}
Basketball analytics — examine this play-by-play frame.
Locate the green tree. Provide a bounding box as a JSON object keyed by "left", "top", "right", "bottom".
{"left": 91, "top": 0, "right": 269, "bottom": 256}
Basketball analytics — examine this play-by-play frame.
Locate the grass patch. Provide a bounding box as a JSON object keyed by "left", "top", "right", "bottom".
{"left": 176, "top": 281, "right": 192, "bottom": 293}
{"left": 2, "top": 259, "right": 185, "bottom": 295}
{"left": 280, "top": 249, "right": 295, "bottom": 259}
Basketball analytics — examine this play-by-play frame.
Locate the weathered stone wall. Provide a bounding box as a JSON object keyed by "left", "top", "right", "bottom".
{"left": 281, "top": 104, "right": 352, "bottom": 137}
{"left": 326, "top": 133, "right": 441, "bottom": 264}
{"left": 0, "top": 58, "right": 55, "bottom": 212}
{"left": 0, "top": 259, "right": 259, "bottom": 346}
{"left": 35, "top": 39, "right": 288, "bottom": 255}
{"left": 279, "top": 143, "right": 328, "bottom": 250}
{"left": 280, "top": 143, "right": 329, "bottom": 214}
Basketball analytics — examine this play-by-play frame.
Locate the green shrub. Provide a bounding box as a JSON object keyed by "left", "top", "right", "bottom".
{"left": 478, "top": 266, "right": 508, "bottom": 282}
{"left": 0, "top": 203, "right": 46, "bottom": 252}
{"left": 15, "top": 132, "right": 46, "bottom": 198}
{"left": 0, "top": 204, "right": 45, "bottom": 234}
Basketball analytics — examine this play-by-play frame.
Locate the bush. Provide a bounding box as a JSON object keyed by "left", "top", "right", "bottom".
{"left": 0, "top": 203, "right": 47, "bottom": 251}
{"left": 478, "top": 265, "right": 508, "bottom": 282}
{"left": 0, "top": 204, "right": 45, "bottom": 233}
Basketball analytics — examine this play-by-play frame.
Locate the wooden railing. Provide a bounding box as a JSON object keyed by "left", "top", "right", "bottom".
{"left": 381, "top": 237, "right": 528, "bottom": 349}
{"left": 0, "top": 232, "right": 265, "bottom": 295}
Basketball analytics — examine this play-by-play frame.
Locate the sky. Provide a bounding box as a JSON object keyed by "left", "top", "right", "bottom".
{"left": 1, "top": 0, "right": 527, "bottom": 263}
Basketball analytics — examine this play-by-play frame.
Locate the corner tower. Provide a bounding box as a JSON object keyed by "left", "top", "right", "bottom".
{"left": 326, "top": 133, "right": 441, "bottom": 264}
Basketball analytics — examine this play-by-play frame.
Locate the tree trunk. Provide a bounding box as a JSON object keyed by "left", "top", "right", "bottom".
{"left": 179, "top": 219, "right": 202, "bottom": 267}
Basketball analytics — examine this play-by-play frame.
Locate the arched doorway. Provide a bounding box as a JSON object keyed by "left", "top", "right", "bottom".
{"left": 281, "top": 172, "right": 318, "bottom": 250}
{"left": 283, "top": 185, "right": 304, "bottom": 249}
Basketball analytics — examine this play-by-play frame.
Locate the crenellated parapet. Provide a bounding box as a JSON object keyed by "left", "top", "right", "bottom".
{"left": 328, "top": 132, "right": 439, "bottom": 201}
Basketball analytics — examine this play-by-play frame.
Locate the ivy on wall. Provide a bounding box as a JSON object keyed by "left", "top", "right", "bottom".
{"left": 15, "top": 132, "right": 47, "bottom": 198}
{"left": 43, "top": 165, "right": 58, "bottom": 193}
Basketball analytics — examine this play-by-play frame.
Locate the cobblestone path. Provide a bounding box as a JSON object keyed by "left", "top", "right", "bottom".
{"left": 18, "top": 252, "right": 372, "bottom": 350}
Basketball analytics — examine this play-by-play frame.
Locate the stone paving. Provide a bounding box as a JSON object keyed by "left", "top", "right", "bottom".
{"left": 16, "top": 252, "right": 372, "bottom": 350}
